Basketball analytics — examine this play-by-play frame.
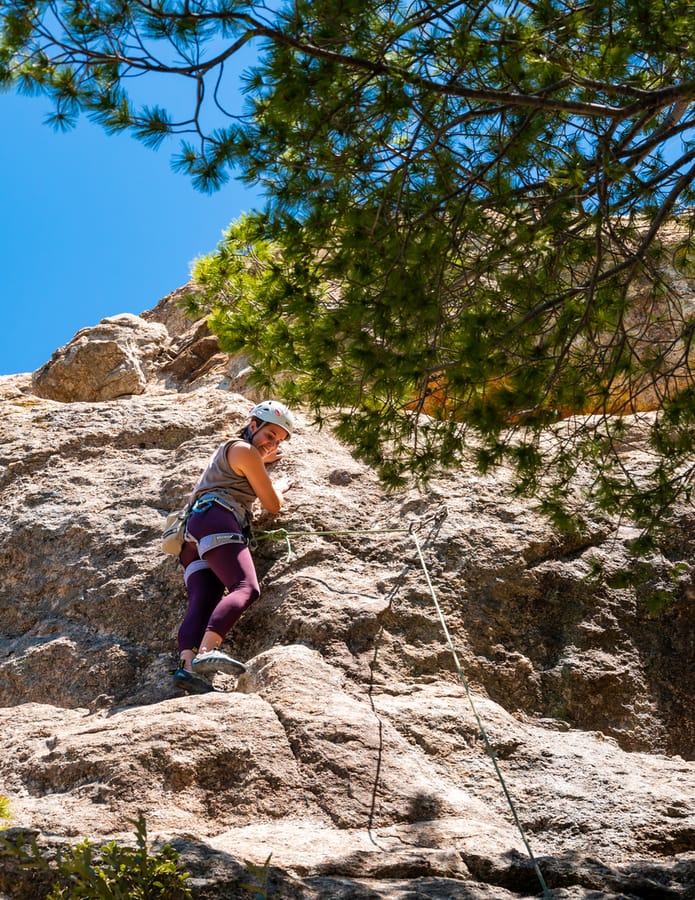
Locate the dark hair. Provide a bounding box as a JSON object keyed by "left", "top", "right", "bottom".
{"left": 238, "top": 419, "right": 264, "bottom": 442}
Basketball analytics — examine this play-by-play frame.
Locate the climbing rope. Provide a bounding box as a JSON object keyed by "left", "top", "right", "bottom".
{"left": 259, "top": 514, "right": 551, "bottom": 898}
{"left": 258, "top": 525, "right": 411, "bottom": 561}
{"left": 411, "top": 529, "right": 551, "bottom": 898}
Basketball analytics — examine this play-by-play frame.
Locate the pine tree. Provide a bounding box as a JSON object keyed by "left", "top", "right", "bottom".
{"left": 2, "top": 0, "right": 694, "bottom": 537}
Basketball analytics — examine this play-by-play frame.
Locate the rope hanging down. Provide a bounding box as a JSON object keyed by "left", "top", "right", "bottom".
{"left": 258, "top": 517, "right": 551, "bottom": 898}
{"left": 410, "top": 530, "right": 551, "bottom": 898}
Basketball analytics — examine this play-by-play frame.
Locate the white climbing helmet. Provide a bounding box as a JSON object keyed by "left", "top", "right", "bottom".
{"left": 249, "top": 400, "right": 295, "bottom": 438}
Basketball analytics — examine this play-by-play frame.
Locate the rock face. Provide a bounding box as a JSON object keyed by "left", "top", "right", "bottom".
{"left": 0, "top": 291, "right": 694, "bottom": 898}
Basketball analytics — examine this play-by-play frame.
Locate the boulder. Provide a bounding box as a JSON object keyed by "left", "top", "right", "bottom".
{"left": 31, "top": 313, "right": 169, "bottom": 402}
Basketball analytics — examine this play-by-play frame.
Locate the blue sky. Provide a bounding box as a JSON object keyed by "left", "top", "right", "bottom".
{"left": 0, "top": 90, "right": 261, "bottom": 375}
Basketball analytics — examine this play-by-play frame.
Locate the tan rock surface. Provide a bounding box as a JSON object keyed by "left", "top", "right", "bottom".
{"left": 31, "top": 313, "right": 170, "bottom": 402}
{"left": 0, "top": 296, "right": 693, "bottom": 898}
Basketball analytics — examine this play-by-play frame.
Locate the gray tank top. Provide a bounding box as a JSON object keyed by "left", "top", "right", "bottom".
{"left": 190, "top": 437, "right": 257, "bottom": 516}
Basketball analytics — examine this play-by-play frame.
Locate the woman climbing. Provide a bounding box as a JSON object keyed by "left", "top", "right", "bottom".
{"left": 173, "top": 400, "right": 294, "bottom": 693}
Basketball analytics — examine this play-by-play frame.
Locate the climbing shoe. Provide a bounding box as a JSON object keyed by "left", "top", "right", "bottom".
{"left": 172, "top": 667, "right": 216, "bottom": 694}
{"left": 191, "top": 649, "right": 246, "bottom": 676}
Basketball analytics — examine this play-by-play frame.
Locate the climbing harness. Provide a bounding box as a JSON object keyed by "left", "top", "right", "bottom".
{"left": 187, "top": 491, "right": 255, "bottom": 553}
{"left": 183, "top": 558, "right": 211, "bottom": 586}
{"left": 258, "top": 509, "right": 551, "bottom": 898}
{"left": 196, "top": 532, "right": 248, "bottom": 556}
{"left": 191, "top": 491, "right": 248, "bottom": 523}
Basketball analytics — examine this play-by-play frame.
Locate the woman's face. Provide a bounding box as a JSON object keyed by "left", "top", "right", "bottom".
{"left": 250, "top": 422, "right": 289, "bottom": 459}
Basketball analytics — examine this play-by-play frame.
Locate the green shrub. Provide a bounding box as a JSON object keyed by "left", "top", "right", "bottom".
{"left": 241, "top": 854, "right": 272, "bottom": 900}
{"left": 1, "top": 812, "right": 191, "bottom": 899}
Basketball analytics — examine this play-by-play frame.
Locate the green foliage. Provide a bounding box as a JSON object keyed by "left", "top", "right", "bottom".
{"left": 192, "top": 208, "right": 693, "bottom": 545}
{"left": 241, "top": 853, "right": 273, "bottom": 899}
{"left": 0, "top": 812, "right": 192, "bottom": 899}
{"left": 606, "top": 556, "right": 691, "bottom": 615}
{"left": 0, "top": 795, "right": 10, "bottom": 822}
{"left": 2, "top": 0, "right": 694, "bottom": 541}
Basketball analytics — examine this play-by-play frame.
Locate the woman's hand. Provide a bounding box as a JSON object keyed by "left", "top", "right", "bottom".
{"left": 264, "top": 445, "right": 285, "bottom": 464}
{"left": 227, "top": 443, "right": 291, "bottom": 515}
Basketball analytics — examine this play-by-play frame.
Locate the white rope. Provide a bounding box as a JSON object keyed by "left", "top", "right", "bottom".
{"left": 411, "top": 531, "right": 551, "bottom": 898}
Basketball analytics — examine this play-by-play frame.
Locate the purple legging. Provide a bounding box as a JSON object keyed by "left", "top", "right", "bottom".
{"left": 177, "top": 503, "right": 260, "bottom": 654}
